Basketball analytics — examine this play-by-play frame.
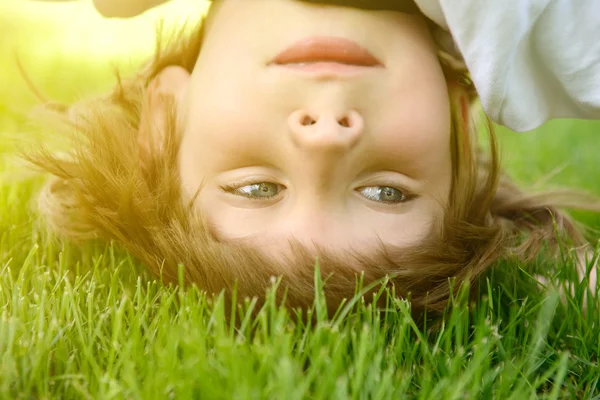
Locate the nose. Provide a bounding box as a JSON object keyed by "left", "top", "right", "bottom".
{"left": 288, "top": 109, "right": 364, "bottom": 150}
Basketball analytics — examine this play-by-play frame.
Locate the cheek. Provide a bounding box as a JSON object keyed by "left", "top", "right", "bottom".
{"left": 373, "top": 102, "right": 452, "bottom": 178}
{"left": 180, "top": 93, "right": 278, "bottom": 169}
{"left": 371, "top": 57, "right": 452, "bottom": 170}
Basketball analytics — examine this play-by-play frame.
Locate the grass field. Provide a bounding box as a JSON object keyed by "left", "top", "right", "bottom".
{"left": 1, "top": 2, "right": 599, "bottom": 399}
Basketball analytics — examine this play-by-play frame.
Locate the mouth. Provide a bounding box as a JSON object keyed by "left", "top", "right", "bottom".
{"left": 270, "top": 36, "right": 383, "bottom": 76}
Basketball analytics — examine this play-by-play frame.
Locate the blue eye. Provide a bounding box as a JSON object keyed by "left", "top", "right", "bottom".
{"left": 226, "top": 182, "right": 283, "bottom": 199}
{"left": 358, "top": 186, "right": 409, "bottom": 204}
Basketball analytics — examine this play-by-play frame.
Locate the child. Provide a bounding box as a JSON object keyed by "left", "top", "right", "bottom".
{"left": 28, "top": 0, "right": 599, "bottom": 315}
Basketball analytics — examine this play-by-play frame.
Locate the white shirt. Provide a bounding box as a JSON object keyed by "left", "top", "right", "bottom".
{"left": 415, "top": 0, "right": 600, "bottom": 132}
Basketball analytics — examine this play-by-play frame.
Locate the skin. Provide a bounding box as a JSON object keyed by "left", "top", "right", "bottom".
{"left": 146, "top": 0, "right": 454, "bottom": 257}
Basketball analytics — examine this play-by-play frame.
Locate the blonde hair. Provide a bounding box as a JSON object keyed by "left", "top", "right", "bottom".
{"left": 24, "top": 17, "right": 599, "bottom": 316}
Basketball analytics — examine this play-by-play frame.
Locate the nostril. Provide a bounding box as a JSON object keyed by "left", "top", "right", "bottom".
{"left": 289, "top": 109, "right": 363, "bottom": 149}
{"left": 337, "top": 117, "right": 351, "bottom": 127}
{"left": 301, "top": 115, "right": 317, "bottom": 126}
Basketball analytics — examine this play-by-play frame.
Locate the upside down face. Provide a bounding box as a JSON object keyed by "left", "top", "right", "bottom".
{"left": 144, "top": 0, "right": 453, "bottom": 260}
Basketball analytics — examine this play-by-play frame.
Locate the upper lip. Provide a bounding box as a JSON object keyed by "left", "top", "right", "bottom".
{"left": 271, "top": 36, "right": 383, "bottom": 67}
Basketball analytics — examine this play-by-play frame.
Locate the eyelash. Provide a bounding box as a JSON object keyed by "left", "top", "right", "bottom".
{"left": 356, "top": 185, "right": 417, "bottom": 205}
{"left": 221, "top": 181, "right": 418, "bottom": 204}
{"left": 220, "top": 181, "right": 284, "bottom": 200}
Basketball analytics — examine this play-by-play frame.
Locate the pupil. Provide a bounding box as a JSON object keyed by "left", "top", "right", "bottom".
{"left": 260, "top": 184, "right": 270, "bottom": 193}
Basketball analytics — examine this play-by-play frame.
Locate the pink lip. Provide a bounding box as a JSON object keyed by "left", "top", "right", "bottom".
{"left": 271, "top": 36, "right": 383, "bottom": 67}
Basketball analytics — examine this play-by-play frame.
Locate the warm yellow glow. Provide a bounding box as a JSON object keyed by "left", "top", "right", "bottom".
{"left": 0, "top": 0, "right": 211, "bottom": 56}
{"left": 0, "top": 0, "right": 210, "bottom": 109}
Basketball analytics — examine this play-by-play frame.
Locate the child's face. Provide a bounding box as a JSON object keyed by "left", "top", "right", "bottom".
{"left": 170, "top": 0, "right": 452, "bottom": 257}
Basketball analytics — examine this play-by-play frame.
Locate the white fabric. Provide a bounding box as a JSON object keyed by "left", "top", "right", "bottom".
{"left": 415, "top": 0, "right": 600, "bottom": 132}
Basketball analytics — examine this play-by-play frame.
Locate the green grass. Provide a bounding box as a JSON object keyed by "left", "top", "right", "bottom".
{"left": 1, "top": 3, "right": 600, "bottom": 399}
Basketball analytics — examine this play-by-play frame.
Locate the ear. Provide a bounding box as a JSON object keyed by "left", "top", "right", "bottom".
{"left": 446, "top": 80, "right": 476, "bottom": 163}
{"left": 139, "top": 66, "right": 191, "bottom": 158}
{"left": 448, "top": 81, "right": 471, "bottom": 130}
